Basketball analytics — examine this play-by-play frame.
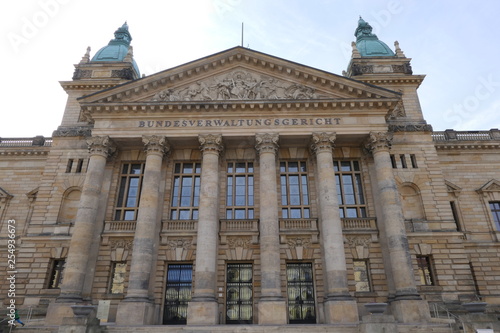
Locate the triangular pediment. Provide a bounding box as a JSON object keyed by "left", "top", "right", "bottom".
{"left": 477, "top": 179, "right": 500, "bottom": 193}
{"left": 79, "top": 47, "right": 401, "bottom": 106}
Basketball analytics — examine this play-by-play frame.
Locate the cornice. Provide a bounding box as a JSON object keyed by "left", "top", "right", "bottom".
{"left": 60, "top": 81, "right": 121, "bottom": 91}
{"left": 0, "top": 149, "right": 50, "bottom": 156}
{"left": 354, "top": 75, "right": 426, "bottom": 87}
{"left": 434, "top": 143, "right": 500, "bottom": 150}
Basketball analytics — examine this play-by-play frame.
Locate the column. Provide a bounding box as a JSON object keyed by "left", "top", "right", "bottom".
{"left": 310, "top": 132, "right": 358, "bottom": 323}
{"left": 116, "top": 135, "right": 169, "bottom": 325}
{"left": 365, "top": 132, "right": 430, "bottom": 323}
{"left": 46, "top": 136, "right": 115, "bottom": 324}
{"left": 187, "top": 134, "right": 223, "bottom": 325}
{"left": 255, "top": 133, "right": 287, "bottom": 325}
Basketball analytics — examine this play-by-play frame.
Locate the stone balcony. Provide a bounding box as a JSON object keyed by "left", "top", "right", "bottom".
{"left": 219, "top": 219, "right": 259, "bottom": 244}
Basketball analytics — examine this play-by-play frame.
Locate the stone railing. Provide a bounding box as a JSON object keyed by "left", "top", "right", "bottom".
{"left": 342, "top": 217, "right": 377, "bottom": 230}
{"left": 103, "top": 220, "right": 137, "bottom": 232}
{"left": 279, "top": 218, "right": 318, "bottom": 231}
{"left": 432, "top": 129, "right": 500, "bottom": 142}
{"left": 0, "top": 136, "right": 52, "bottom": 147}
{"left": 220, "top": 219, "right": 259, "bottom": 232}
{"left": 162, "top": 220, "right": 198, "bottom": 232}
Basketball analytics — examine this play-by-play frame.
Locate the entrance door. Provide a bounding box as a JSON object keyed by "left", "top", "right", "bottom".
{"left": 286, "top": 262, "right": 316, "bottom": 324}
{"left": 163, "top": 264, "right": 192, "bottom": 325}
{"left": 226, "top": 263, "right": 253, "bottom": 324}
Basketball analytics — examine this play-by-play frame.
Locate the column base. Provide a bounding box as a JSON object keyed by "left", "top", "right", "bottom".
{"left": 324, "top": 298, "right": 359, "bottom": 324}
{"left": 391, "top": 299, "right": 430, "bottom": 323}
{"left": 187, "top": 299, "right": 219, "bottom": 325}
{"left": 116, "top": 299, "right": 155, "bottom": 325}
{"left": 360, "top": 314, "right": 397, "bottom": 333}
{"left": 46, "top": 302, "right": 78, "bottom": 326}
{"left": 258, "top": 298, "right": 287, "bottom": 324}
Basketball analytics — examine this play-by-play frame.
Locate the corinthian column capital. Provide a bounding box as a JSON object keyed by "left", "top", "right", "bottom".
{"left": 364, "top": 131, "right": 392, "bottom": 154}
{"left": 142, "top": 135, "right": 170, "bottom": 157}
{"left": 86, "top": 136, "right": 116, "bottom": 158}
{"left": 310, "top": 132, "right": 336, "bottom": 155}
{"left": 255, "top": 133, "right": 279, "bottom": 155}
{"left": 199, "top": 134, "right": 223, "bottom": 154}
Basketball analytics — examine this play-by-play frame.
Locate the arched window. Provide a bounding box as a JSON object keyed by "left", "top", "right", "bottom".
{"left": 399, "top": 184, "right": 425, "bottom": 220}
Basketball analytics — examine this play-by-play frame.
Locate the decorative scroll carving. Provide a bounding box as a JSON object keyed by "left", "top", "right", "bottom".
{"left": 284, "top": 236, "right": 312, "bottom": 260}
{"left": 392, "top": 63, "right": 413, "bottom": 74}
{"left": 86, "top": 136, "right": 116, "bottom": 158}
{"left": 166, "top": 238, "right": 194, "bottom": 261}
{"left": 150, "top": 70, "right": 326, "bottom": 102}
{"left": 255, "top": 133, "right": 279, "bottom": 155}
{"left": 52, "top": 126, "right": 93, "bottom": 137}
{"left": 387, "top": 100, "right": 406, "bottom": 119}
{"left": 198, "top": 134, "right": 223, "bottom": 153}
{"left": 166, "top": 238, "right": 192, "bottom": 251}
{"left": 110, "top": 238, "right": 133, "bottom": 261}
{"left": 72, "top": 69, "right": 92, "bottom": 80}
{"left": 227, "top": 237, "right": 251, "bottom": 249}
{"left": 351, "top": 64, "right": 373, "bottom": 76}
{"left": 111, "top": 68, "right": 135, "bottom": 80}
{"left": 346, "top": 235, "right": 371, "bottom": 260}
{"left": 388, "top": 124, "right": 433, "bottom": 132}
{"left": 287, "top": 237, "right": 311, "bottom": 249}
{"left": 142, "top": 135, "right": 169, "bottom": 156}
{"left": 310, "top": 132, "right": 336, "bottom": 154}
{"left": 225, "top": 237, "right": 253, "bottom": 260}
{"left": 364, "top": 131, "right": 392, "bottom": 154}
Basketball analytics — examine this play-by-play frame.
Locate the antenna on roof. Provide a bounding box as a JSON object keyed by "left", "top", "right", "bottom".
{"left": 241, "top": 22, "right": 244, "bottom": 47}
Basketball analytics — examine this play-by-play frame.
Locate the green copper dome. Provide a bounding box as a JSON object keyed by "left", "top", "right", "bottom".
{"left": 355, "top": 17, "right": 395, "bottom": 57}
{"left": 91, "top": 22, "right": 140, "bottom": 76}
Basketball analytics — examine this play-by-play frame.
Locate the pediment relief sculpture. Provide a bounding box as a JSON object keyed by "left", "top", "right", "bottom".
{"left": 149, "top": 70, "right": 330, "bottom": 102}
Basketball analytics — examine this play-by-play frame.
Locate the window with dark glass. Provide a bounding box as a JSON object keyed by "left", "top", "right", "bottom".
{"left": 47, "top": 259, "right": 65, "bottom": 289}
{"left": 109, "top": 262, "right": 126, "bottom": 294}
{"left": 163, "top": 264, "right": 192, "bottom": 325}
{"left": 334, "top": 160, "right": 367, "bottom": 218}
{"left": 489, "top": 201, "right": 500, "bottom": 231}
{"left": 280, "top": 161, "right": 310, "bottom": 219}
{"left": 226, "top": 162, "right": 254, "bottom": 219}
{"left": 114, "top": 163, "right": 144, "bottom": 221}
{"left": 353, "top": 259, "right": 372, "bottom": 292}
{"left": 416, "top": 255, "right": 435, "bottom": 286}
{"left": 286, "top": 263, "right": 316, "bottom": 324}
{"left": 226, "top": 263, "right": 253, "bottom": 324}
{"left": 170, "top": 163, "right": 201, "bottom": 220}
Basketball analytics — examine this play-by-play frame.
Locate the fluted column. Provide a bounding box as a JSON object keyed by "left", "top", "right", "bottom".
{"left": 116, "top": 135, "right": 168, "bottom": 325}
{"left": 255, "top": 133, "right": 287, "bottom": 325}
{"left": 187, "top": 134, "right": 223, "bottom": 325}
{"left": 46, "top": 136, "right": 115, "bottom": 324}
{"left": 311, "top": 132, "right": 358, "bottom": 323}
{"left": 365, "top": 131, "right": 430, "bottom": 323}
{"left": 58, "top": 136, "right": 116, "bottom": 302}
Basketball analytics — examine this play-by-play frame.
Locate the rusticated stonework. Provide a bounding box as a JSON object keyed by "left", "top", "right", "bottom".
{"left": 150, "top": 70, "right": 328, "bottom": 102}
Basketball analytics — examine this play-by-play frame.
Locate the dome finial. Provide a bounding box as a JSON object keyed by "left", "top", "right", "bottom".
{"left": 353, "top": 17, "right": 395, "bottom": 57}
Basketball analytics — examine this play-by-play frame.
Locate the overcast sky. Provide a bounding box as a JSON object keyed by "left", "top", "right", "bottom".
{"left": 1, "top": 0, "right": 499, "bottom": 138}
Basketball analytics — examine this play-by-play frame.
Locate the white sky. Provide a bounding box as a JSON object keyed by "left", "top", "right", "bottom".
{"left": 1, "top": 0, "right": 499, "bottom": 138}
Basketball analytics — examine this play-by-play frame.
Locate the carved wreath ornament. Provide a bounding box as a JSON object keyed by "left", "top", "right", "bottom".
{"left": 151, "top": 70, "right": 327, "bottom": 102}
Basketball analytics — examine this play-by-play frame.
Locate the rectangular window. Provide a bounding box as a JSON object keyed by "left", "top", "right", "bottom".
{"left": 47, "top": 259, "right": 65, "bottom": 289}
{"left": 390, "top": 154, "right": 397, "bottom": 169}
{"left": 109, "top": 262, "right": 126, "bottom": 294}
{"left": 334, "top": 160, "right": 367, "bottom": 218}
{"left": 76, "top": 159, "right": 84, "bottom": 173}
{"left": 66, "top": 159, "right": 73, "bottom": 173}
{"left": 400, "top": 154, "right": 407, "bottom": 169}
{"left": 114, "top": 163, "right": 144, "bottom": 221}
{"left": 410, "top": 154, "right": 418, "bottom": 168}
{"left": 286, "top": 263, "right": 316, "bottom": 324}
{"left": 226, "top": 162, "right": 254, "bottom": 219}
{"left": 226, "top": 263, "right": 253, "bottom": 324}
{"left": 163, "top": 264, "right": 193, "bottom": 325}
{"left": 170, "top": 162, "right": 201, "bottom": 220}
{"left": 353, "top": 259, "right": 372, "bottom": 292}
{"left": 280, "top": 161, "right": 310, "bottom": 219}
{"left": 489, "top": 201, "right": 500, "bottom": 231}
{"left": 450, "top": 201, "right": 462, "bottom": 231}
{"left": 416, "top": 255, "right": 435, "bottom": 286}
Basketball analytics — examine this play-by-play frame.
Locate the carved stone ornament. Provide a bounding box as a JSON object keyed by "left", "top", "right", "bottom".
{"left": 346, "top": 235, "right": 371, "bottom": 248}
{"left": 227, "top": 237, "right": 251, "bottom": 249}
{"left": 255, "top": 133, "right": 279, "bottom": 154}
{"left": 387, "top": 100, "right": 406, "bottom": 120}
{"left": 198, "top": 134, "right": 223, "bottom": 153}
{"left": 109, "top": 238, "right": 133, "bottom": 250}
{"left": 351, "top": 64, "right": 374, "bottom": 76}
{"left": 388, "top": 124, "right": 433, "bottom": 133}
{"left": 72, "top": 69, "right": 92, "bottom": 80}
{"left": 111, "top": 68, "right": 135, "bottom": 80}
{"left": 142, "top": 135, "right": 170, "bottom": 156}
{"left": 52, "top": 126, "right": 93, "bottom": 137}
{"left": 287, "top": 237, "right": 311, "bottom": 249}
{"left": 150, "top": 70, "right": 327, "bottom": 102}
{"left": 364, "top": 131, "right": 392, "bottom": 154}
{"left": 166, "top": 238, "right": 192, "bottom": 250}
{"left": 86, "top": 136, "right": 116, "bottom": 158}
{"left": 310, "top": 132, "right": 336, "bottom": 154}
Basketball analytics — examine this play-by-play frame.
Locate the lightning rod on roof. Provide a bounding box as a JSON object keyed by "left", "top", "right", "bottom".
{"left": 241, "top": 22, "right": 244, "bottom": 47}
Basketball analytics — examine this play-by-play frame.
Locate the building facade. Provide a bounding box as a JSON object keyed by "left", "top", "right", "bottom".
{"left": 1, "top": 19, "right": 499, "bottom": 332}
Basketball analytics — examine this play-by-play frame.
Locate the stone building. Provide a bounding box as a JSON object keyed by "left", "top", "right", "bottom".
{"left": 1, "top": 19, "right": 499, "bottom": 332}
